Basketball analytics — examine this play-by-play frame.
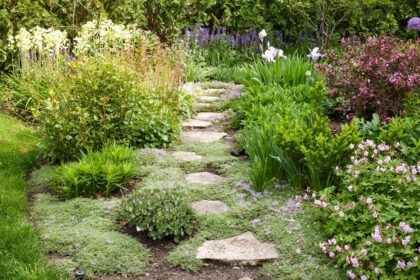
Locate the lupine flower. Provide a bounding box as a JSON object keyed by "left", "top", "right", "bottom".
{"left": 407, "top": 17, "right": 420, "bottom": 31}
{"left": 307, "top": 47, "right": 325, "bottom": 60}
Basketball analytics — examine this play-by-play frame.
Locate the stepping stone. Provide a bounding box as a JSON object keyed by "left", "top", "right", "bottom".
{"left": 186, "top": 172, "right": 223, "bottom": 185}
{"left": 196, "top": 103, "right": 213, "bottom": 110}
{"left": 191, "top": 200, "right": 231, "bottom": 214}
{"left": 203, "top": 89, "right": 226, "bottom": 96}
{"left": 180, "top": 132, "right": 227, "bottom": 143}
{"left": 196, "top": 232, "right": 278, "bottom": 265}
{"left": 195, "top": 112, "right": 226, "bottom": 122}
{"left": 196, "top": 96, "right": 221, "bottom": 103}
{"left": 172, "top": 151, "right": 202, "bottom": 161}
{"left": 182, "top": 119, "right": 212, "bottom": 128}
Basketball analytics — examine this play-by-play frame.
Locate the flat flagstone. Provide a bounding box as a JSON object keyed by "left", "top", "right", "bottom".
{"left": 196, "top": 103, "right": 213, "bottom": 110}
{"left": 180, "top": 131, "right": 227, "bottom": 143}
{"left": 186, "top": 172, "right": 224, "bottom": 185}
{"left": 191, "top": 200, "right": 231, "bottom": 214}
{"left": 196, "top": 232, "right": 278, "bottom": 265}
{"left": 195, "top": 112, "right": 226, "bottom": 122}
{"left": 182, "top": 119, "right": 213, "bottom": 128}
{"left": 172, "top": 151, "right": 202, "bottom": 161}
{"left": 196, "top": 96, "right": 221, "bottom": 103}
{"left": 202, "top": 89, "right": 226, "bottom": 96}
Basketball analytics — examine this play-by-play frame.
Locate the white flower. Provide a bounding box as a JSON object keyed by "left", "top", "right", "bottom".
{"left": 307, "top": 47, "right": 325, "bottom": 61}
{"left": 261, "top": 46, "right": 287, "bottom": 62}
{"left": 259, "top": 29, "right": 268, "bottom": 41}
{"left": 349, "top": 144, "right": 355, "bottom": 149}
{"left": 305, "top": 70, "right": 312, "bottom": 76}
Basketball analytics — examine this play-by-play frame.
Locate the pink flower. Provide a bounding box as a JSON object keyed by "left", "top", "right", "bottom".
{"left": 350, "top": 255, "right": 359, "bottom": 267}
{"left": 339, "top": 211, "right": 345, "bottom": 217}
{"left": 314, "top": 200, "right": 322, "bottom": 206}
{"left": 372, "top": 211, "right": 378, "bottom": 218}
{"left": 394, "top": 142, "right": 400, "bottom": 148}
{"left": 377, "top": 159, "right": 383, "bottom": 165}
{"left": 386, "top": 238, "right": 392, "bottom": 244}
{"left": 361, "top": 248, "right": 368, "bottom": 256}
{"left": 296, "top": 248, "right": 302, "bottom": 254}
{"left": 366, "top": 240, "right": 372, "bottom": 246}
{"left": 402, "top": 236, "right": 411, "bottom": 246}
{"left": 371, "top": 225, "right": 383, "bottom": 243}
{"left": 321, "top": 201, "right": 328, "bottom": 208}
{"left": 361, "top": 275, "right": 368, "bottom": 280}
{"left": 344, "top": 244, "right": 350, "bottom": 251}
{"left": 399, "top": 222, "right": 413, "bottom": 233}
{"left": 366, "top": 197, "right": 373, "bottom": 204}
{"left": 374, "top": 267, "right": 380, "bottom": 274}
{"left": 384, "top": 155, "right": 391, "bottom": 163}
{"left": 347, "top": 270, "right": 357, "bottom": 279}
{"left": 251, "top": 219, "right": 260, "bottom": 227}
{"left": 336, "top": 245, "right": 342, "bottom": 252}
{"left": 334, "top": 205, "right": 340, "bottom": 211}
{"left": 329, "top": 251, "right": 335, "bottom": 258}
{"left": 407, "top": 261, "right": 413, "bottom": 267}
{"left": 396, "top": 260, "right": 406, "bottom": 268}
{"left": 377, "top": 143, "right": 389, "bottom": 151}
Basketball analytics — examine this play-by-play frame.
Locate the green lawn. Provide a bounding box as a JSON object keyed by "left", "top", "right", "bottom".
{"left": 0, "top": 113, "right": 64, "bottom": 279}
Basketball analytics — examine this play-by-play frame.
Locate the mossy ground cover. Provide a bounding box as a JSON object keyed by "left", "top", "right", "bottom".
{"left": 28, "top": 81, "right": 345, "bottom": 279}
{"left": 0, "top": 113, "right": 64, "bottom": 279}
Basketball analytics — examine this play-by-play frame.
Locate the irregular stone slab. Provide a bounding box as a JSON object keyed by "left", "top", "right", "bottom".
{"left": 182, "top": 119, "right": 213, "bottom": 128}
{"left": 195, "top": 112, "right": 226, "bottom": 122}
{"left": 180, "top": 132, "right": 227, "bottom": 143}
{"left": 202, "top": 89, "right": 226, "bottom": 96}
{"left": 196, "top": 103, "right": 213, "bottom": 110}
{"left": 172, "top": 151, "right": 202, "bottom": 161}
{"left": 186, "top": 172, "right": 224, "bottom": 185}
{"left": 196, "top": 232, "right": 278, "bottom": 265}
{"left": 191, "top": 200, "right": 231, "bottom": 214}
{"left": 196, "top": 96, "right": 220, "bottom": 103}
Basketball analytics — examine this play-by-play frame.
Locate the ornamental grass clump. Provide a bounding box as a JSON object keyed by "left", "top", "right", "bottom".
{"left": 121, "top": 188, "right": 196, "bottom": 242}
{"left": 50, "top": 144, "right": 137, "bottom": 198}
{"left": 317, "top": 35, "right": 420, "bottom": 120}
{"left": 313, "top": 140, "right": 419, "bottom": 279}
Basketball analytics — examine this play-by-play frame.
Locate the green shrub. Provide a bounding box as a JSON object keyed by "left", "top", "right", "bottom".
{"left": 50, "top": 145, "right": 137, "bottom": 198}
{"left": 35, "top": 53, "right": 183, "bottom": 162}
{"left": 121, "top": 188, "right": 196, "bottom": 242}
{"left": 314, "top": 140, "right": 420, "bottom": 279}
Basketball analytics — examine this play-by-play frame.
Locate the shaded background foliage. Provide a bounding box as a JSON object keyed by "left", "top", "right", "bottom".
{"left": 0, "top": 0, "right": 419, "bottom": 71}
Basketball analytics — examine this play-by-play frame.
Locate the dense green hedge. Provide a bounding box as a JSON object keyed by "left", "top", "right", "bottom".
{"left": 1, "top": 0, "right": 419, "bottom": 70}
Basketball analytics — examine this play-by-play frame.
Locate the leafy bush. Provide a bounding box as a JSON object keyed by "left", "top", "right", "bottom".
{"left": 49, "top": 145, "right": 137, "bottom": 198}
{"left": 234, "top": 80, "right": 360, "bottom": 191}
{"left": 121, "top": 188, "right": 196, "bottom": 242}
{"left": 356, "top": 115, "right": 420, "bottom": 164}
{"left": 314, "top": 140, "right": 419, "bottom": 279}
{"left": 318, "top": 35, "right": 420, "bottom": 120}
{"left": 34, "top": 53, "right": 184, "bottom": 162}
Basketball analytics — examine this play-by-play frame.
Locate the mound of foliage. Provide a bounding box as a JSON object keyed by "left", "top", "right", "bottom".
{"left": 313, "top": 140, "right": 419, "bottom": 279}
{"left": 121, "top": 188, "right": 196, "bottom": 242}
{"left": 318, "top": 35, "right": 420, "bottom": 120}
{"left": 232, "top": 55, "right": 360, "bottom": 191}
{"left": 49, "top": 145, "right": 137, "bottom": 198}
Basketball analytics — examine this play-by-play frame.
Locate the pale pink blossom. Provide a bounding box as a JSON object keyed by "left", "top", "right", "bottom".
{"left": 296, "top": 248, "right": 302, "bottom": 254}
{"left": 399, "top": 222, "right": 414, "bottom": 233}
{"left": 336, "top": 245, "right": 342, "bottom": 252}
{"left": 339, "top": 211, "right": 345, "bottom": 217}
{"left": 349, "top": 144, "right": 355, "bottom": 149}
{"left": 344, "top": 244, "right": 350, "bottom": 251}
{"left": 384, "top": 155, "right": 391, "bottom": 163}
{"left": 361, "top": 248, "right": 368, "bottom": 256}
{"left": 334, "top": 205, "right": 340, "bottom": 211}
{"left": 372, "top": 211, "right": 378, "bottom": 218}
{"left": 361, "top": 275, "right": 368, "bottom": 280}
{"left": 366, "top": 240, "right": 372, "bottom": 246}
{"left": 347, "top": 270, "right": 356, "bottom": 279}
{"left": 396, "top": 260, "right": 406, "bottom": 268}
{"left": 329, "top": 251, "right": 335, "bottom": 258}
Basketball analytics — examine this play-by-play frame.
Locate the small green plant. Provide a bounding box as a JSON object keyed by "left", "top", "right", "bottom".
{"left": 50, "top": 145, "right": 137, "bottom": 198}
{"left": 313, "top": 140, "right": 420, "bottom": 279}
{"left": 121, "top": 188, "right": 196, "bottom": 242}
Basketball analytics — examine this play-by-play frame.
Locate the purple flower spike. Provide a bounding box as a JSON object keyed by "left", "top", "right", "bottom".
{"left": 407, "top": 17, "right": 420, "bottom": 31}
